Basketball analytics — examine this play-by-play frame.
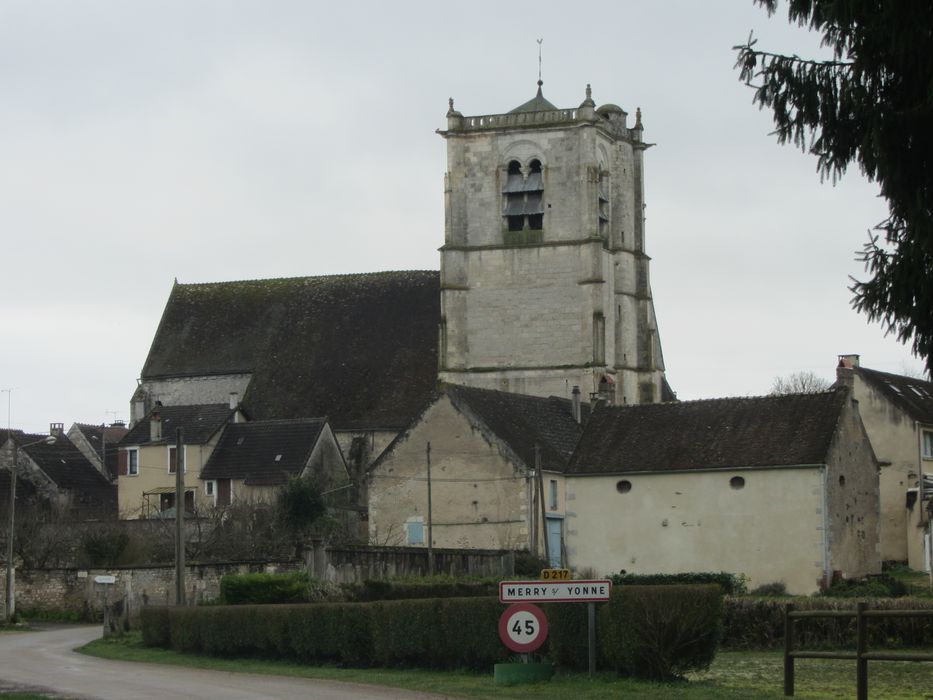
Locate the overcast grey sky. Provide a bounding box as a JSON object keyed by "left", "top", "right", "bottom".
{"left": 0, "top": 1, "right": 923, "bottom": 433}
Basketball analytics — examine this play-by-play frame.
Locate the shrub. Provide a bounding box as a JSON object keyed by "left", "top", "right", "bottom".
{"left": 513, "top": 551, "right": 549, "bottom": 577}
{"left": 218, "top": 571, "right": 317, "bottom": 605}
{"left": 611, "top": 571, "right": 746, "bottom": 595}
{"left": 610, "top": 585, "right": 723, "bottom": 679}
{"left": 822, "top": 574, "right": 907, "bottom": 598}
{"left": 80, "top": 524, "right": 129, "bottom": 567}
{"left": 140, "top": 606, "right": 171, "bottom": 647}
{"left": 750, "top": 581, "right": 787, "bottom": 596}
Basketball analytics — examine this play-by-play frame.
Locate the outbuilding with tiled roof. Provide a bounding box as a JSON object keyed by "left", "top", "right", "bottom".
{"left": 564, "top": 387, "right": 880, "bottom": 594}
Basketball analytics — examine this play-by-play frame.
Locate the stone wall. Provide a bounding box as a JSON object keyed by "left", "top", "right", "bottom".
{"left": 2, "top": 545, "right": 513, "bottom": 619}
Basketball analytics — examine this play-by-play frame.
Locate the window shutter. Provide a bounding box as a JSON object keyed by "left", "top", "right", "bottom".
{"left": 117, "top": 450, "right": 128, "bottom": 476}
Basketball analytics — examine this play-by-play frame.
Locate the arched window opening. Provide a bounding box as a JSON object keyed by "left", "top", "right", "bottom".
{"left": 502, "top": 158, "right": 545, "bottom": 234}
{"left": 597, "top": 169, "right": 610, "bottom": 241}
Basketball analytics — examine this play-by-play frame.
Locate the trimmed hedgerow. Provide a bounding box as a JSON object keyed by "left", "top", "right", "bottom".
{"left": 721, "top": 596, "right": 933, "bottom": 650}
{"left": 140, "top": 585, "right": 723, "bottom": 677}
{"left": 140, "top": 606, "right": 170, "bottom": 647}
{"left": 218, "top": 571, "right": 317, "bottom": 605}
{"left": 345, "top": 578, "right": 497, "bottom": 602}
{"left": 611, "top": 571, "right": 746, "bottom": 595}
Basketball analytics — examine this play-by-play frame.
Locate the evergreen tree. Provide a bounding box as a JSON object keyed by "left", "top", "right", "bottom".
{"left": 735, "top": 1, "right": 933, "bottom": 370}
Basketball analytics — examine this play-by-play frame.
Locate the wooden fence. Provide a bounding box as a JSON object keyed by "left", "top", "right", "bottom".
{"left": 783, "top": 601, "right": 933, "bottom": 699}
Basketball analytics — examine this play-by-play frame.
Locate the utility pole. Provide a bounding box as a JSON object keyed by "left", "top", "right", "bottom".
{"left": 536, "top": 444, "right": 550, "bottom": 566}
{"left": 426, "top": 442, "right": 433, "bottom": 576}
{"left": 174, "top": 427, "right": 185, "bottom": 605}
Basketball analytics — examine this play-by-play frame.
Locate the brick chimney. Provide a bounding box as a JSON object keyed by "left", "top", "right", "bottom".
{"left": 836, "top": 354, "right": 860, "bottom": 387}
{"left": 49, "top": 422, "right": 64, "bottom": 438}
{"left": 571, "top": 385, "right": 582, "bottom": 424}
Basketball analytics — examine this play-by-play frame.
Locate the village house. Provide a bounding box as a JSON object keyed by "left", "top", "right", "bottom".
{"left": 367, "top": 384, "right": 586, "bottom": 562}
{"left": 199, "top": 418, "right": 353, "bottom": 528}
{"left": 117, "top": 402, "right": 240, "bottom": 518}
{"left": 67, "top": 422, "right": 128, "bottom": 481}
{"left": 835, "top": 354, "right": 933, "bottom": 570}
{"left": 0, "top": 426, "right": 116, "bottom": 520}
{"left": 563, "top": 388, "right": 881, "bottom": 594}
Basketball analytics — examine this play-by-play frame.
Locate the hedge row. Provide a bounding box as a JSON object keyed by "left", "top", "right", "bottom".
{"left": 344, "top": 578, "right": 497, "bottom": 602}
{"left": 611, "top": 571, "right": 747, "bottom": 595}
{"left": 141, "top": 584, "right": 723, "bottom": 679}
{"left": 721, "top": 597, "right": 933, "bottom": 649}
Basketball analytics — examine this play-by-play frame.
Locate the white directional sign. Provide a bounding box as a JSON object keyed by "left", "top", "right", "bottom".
{"left": 499, "top": 579, "right": 612, "bottom": 603}
{"left": 94, "top": 575, "right": 116, "bottom": 585}
{"left": 498, "top": 603, "right": 548, "bottom": 653}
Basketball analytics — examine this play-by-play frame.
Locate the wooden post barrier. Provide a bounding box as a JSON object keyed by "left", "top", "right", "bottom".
{"left": 783, "top": 603, "right": 933, "bottom": 699}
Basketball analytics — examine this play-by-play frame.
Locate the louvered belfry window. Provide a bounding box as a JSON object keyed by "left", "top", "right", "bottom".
{"left": 503, "top": 159, "right": 544, "bottom": 232}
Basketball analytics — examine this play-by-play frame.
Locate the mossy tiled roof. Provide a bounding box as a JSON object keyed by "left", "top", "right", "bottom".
{"left": 446, "top": 384, "right": 587, "bottom": 472}
{"left": 567, "top": 389, "right": 849, "bottom": 475}
{"left": 141, "top": 271, "right": 440, "bottom": 430}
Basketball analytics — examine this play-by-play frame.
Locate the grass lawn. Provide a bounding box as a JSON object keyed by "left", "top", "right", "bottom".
{"left": 77, "top": 633, "right": 933, "bottom": 699}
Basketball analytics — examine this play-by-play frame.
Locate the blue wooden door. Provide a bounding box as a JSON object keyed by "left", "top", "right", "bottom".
{"left": 546, "top": 517, "right": 562, "bottom": 568}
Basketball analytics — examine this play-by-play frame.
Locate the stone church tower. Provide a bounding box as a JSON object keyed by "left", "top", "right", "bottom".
{"left": 437, "top": 82, "right": 668, "bottom": 404}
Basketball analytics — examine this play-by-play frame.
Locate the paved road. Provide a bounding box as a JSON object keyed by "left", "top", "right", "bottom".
{"left": 0, "top": 625, "right": 447, "bottom": 699}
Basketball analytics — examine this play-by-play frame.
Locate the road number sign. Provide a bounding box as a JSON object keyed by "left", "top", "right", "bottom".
{"left": 540, "top": 568, "right": 570, "bottom": 580}
{"left": 498, "top": 603, "right": 548, "bottom": 653}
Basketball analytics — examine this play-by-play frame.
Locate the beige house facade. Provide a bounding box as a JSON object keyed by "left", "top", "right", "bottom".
{"left": 564, "top": 389, "right": 880, "bottom": 594}
{"left": 367, "top": 385, "right": 583, "bottom": 562}
{"left": 117, "top": 404, "right": 238, "bottom": 518}
{"left": 835, "top": 354, "right": 933, "bottom": 568}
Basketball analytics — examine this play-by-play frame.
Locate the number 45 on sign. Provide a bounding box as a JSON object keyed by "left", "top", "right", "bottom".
{"left": 498, "top": 603, "right": 548, "bottom": 654}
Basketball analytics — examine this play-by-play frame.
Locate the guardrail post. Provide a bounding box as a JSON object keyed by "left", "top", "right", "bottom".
{"left": 856, "top": 602, "right": 868, "bottom": 700}
{"left": 784, "top": 603, "right": 795, "bottom": 696}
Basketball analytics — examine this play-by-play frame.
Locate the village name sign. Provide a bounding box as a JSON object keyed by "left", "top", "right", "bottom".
{"left": 498, "top": 579, "right": 612, "bottom": 603}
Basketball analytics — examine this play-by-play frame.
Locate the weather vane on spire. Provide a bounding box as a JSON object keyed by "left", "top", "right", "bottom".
{"left": 537, "top": 38, "right": 543, "bottom": 86}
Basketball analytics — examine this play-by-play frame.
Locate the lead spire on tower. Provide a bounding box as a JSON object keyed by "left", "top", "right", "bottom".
{"left": 537, "top": 38, "right": 544, "bottom": 93}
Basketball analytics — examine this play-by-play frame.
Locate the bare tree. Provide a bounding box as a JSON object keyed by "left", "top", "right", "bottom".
{"left": 770, "top": 371, "right": 832, "bottom": 395}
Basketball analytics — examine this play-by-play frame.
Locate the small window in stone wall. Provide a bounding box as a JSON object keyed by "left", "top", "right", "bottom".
{"left": 730, "top": 476, "right": 745, "bottom": 490}
{"left": 838, "top": 475, "right": 846, "bottom": 487}
{"left": 616, "top": 480, "right": 632, "bottom": 493}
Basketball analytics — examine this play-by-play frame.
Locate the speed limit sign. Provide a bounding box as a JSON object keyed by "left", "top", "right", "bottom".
{"left": 498, "top": 603, "right": 548, "bottom": 653}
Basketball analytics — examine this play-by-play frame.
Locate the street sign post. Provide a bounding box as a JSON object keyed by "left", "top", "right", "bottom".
{"left": 499, "top": 579, "right": 611, "bottom": 603}
{"left": 498, "top": 603, "right": 548, "bottom": 654}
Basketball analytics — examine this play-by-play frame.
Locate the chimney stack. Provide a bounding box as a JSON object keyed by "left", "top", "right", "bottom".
{"left": 49, "top": 423, "right": 63, "bottom": 438}
{"left": 838, "top": 354, "right": 860, "bottom": 369}
{"left": 571, "top": 385, "right": 581, "bottom": 424}
{"left": 150, "top": 406, "right": 162, "bottom": 442}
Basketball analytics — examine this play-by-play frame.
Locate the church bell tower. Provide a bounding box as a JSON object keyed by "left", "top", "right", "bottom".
{"left": 438, "top": 82, "right": 668, "bottom": 404}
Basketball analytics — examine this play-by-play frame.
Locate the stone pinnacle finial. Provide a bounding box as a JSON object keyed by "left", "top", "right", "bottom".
{"left": 447, "top": 97, "right": 462, "bottom": 118}
{"left": 580, "top": 83, "right": 596, "bottom": 108}
{"left": 635, "top": 107, "right": 643, "bottom": 129}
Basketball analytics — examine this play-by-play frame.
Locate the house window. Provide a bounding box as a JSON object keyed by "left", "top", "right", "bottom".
{"left": 616, "top": 480, "right": 632, "bottom": 493}
{"left": 168, "top": 446, "right": 186, "bottom": 474}
{"left": 205, "top": 481, "right": 214, "bottom": 496}
{"left": 923, "top": 430, "right": 933, "bottom": 459}
{"left": 730, "top": 476, "right": 746, "bottom": 490}
{"left": 127, "top": 448, "right": 139, "bottom": 476}
{"left": 406, "top": 517, "right": 425, "bottom": 546}
{"left": 548, "top": 479, "right": 558, "bottom": 510}
{"left": 502, "top": 158, "right": 545, "bottom": 233}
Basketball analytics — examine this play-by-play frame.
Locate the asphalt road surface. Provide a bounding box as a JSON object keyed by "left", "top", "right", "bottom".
{"left": 0, "top": 625, "right": 447, "bottom": 699}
